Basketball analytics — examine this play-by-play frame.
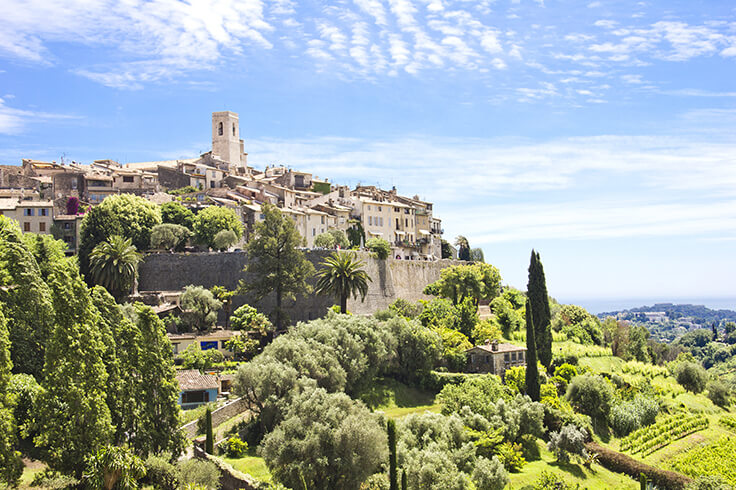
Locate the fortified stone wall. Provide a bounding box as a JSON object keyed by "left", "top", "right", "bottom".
{"left": 138, "top": 251, "right": 462, "bottom": 322}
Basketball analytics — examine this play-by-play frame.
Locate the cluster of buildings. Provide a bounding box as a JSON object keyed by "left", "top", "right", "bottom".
{"left": 0, "top": 111, "right": 445, "bottom": 260}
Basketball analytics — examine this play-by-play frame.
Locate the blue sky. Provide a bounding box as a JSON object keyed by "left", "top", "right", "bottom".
{"left": 1, "top": 0, "right": 736, "bottom": 305}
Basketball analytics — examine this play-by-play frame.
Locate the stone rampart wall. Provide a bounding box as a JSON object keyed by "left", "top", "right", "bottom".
{"left": 138, "top": 251, "right": 461, "bottom": 322}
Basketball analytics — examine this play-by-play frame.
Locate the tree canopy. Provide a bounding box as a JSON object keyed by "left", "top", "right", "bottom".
{"left": 424, "top": 262, "right": 502, "bottom": 306}
{"left": 241, "top": 203, "right": 314, "bottom": 329}
{"left": 193, "top": 206, "right": 243, "bottom": 249}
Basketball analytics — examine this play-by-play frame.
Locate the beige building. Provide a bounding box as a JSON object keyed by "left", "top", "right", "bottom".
{"left": 466, "top": 340, "right": 527, "bottom": 377}
{"left": 0, "top": 199, "right": 54, "bottom": 234}
{"left": 167, "top": 329, "right": 238, "bottom": 358}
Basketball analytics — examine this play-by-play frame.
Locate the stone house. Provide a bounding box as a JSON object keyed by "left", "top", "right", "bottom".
{"left": 466, "top": 340, "right": 527, "bottom": 377}
{"left": 167, "top": 329, "right": 238, "bottom": 358}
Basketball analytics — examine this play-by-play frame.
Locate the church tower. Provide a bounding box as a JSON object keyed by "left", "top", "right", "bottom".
{"left": 212, "top": 111, "right": 247, "bottom": 172}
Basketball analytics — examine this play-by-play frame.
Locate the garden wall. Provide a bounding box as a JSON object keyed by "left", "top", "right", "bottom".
{"left": 138, "top": 251, "right": 462, "bottom": 323}
{"left": 180, "top": 397, "right": 248, "bottom": 439}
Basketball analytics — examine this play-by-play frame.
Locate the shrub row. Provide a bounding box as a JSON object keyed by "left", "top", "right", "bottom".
{"left": 620, "top": 413, "right": 708, "bottom": 456}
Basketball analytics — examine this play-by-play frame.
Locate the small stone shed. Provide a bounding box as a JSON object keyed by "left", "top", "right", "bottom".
{"left": 466, "top": 340, "right": 527, "bottom": 377}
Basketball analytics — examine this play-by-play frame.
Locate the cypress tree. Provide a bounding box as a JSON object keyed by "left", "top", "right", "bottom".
{"left": 205, "top": 407, "right": 214, "bottom": 454}
{"left": 388, "top": 418, "right": 398, "bottom": 490}
{"left": 525, "top": 299, "right": 540, "bottom": 402}
{"left": 527, "top": 250, "right": 552, "bottom": 369}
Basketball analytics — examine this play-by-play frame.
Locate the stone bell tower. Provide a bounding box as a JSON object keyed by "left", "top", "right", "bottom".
{"left": 212, "top": 111, "right": 247, "bottom": 173}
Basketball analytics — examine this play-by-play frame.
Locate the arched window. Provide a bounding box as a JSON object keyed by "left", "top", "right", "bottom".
{"left": 232, "top": 123, "right": 236, "bottom": 136}
{"left": 218, "top": 122, "right": 223, "bottom": 136}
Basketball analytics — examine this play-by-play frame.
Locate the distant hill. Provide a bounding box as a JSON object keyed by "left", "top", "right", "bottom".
{"left": 597, "top": 303, "right": 736, "bottom": 342}
{"left": 598, "top": 303, "right": 736, "bottom": 323}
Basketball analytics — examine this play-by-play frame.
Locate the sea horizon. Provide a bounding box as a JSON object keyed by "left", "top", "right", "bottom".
{"left": 560, "top": 297, "right": 736, "bottom": 316}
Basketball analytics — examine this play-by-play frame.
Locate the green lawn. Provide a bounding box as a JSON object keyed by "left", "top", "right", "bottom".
{"left": 508, "top": 444, "right": 638, "bottom": 489}
{"left": 222, "top": 451, "right": 272, "bottom": 483}
{"left": 358, "top": 377, "right": 441, "bottom": 419}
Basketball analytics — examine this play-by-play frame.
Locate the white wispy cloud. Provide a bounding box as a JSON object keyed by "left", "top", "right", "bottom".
{"left": 0, "top": 98, "right": 77, "bottom": 134}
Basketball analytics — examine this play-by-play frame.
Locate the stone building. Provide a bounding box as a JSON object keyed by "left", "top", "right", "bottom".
{"left": 466, "top": 340, "right": 527, "bottom": 377}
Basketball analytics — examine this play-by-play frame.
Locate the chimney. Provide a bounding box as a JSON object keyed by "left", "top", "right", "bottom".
{"left": 491, "top": 340, "right": 499, "bottom": 352}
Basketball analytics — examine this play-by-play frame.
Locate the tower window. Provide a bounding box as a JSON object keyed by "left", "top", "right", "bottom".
{"left": 232, "top": 124, "right": 236, "bottom": 136}
{"left": 218, "top": 122, "right": 223, "bottom": 136}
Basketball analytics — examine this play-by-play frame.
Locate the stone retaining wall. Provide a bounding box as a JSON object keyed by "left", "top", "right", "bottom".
{"left": 181, "top": 397, "right": 248, "bottom": 439}
{"left": 138, "top": 251, "right": 462, "bottom": 322}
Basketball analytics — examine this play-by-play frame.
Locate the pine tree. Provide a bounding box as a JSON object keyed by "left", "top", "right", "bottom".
{"left": 527, "top": 250, "right": 552, "bottom": 369}
{"left": 525, "top": 299, "right": 540, "bottom": 402}
{"left": 388, "top": 418, "right": 398, "bottom": 490}
{"left": 205, "top": 407, "right": 214, "bottom": 455}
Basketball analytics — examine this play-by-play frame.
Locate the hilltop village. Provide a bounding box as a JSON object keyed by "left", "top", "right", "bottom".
{"left": 0, "top": 111, "right": 445, "bottom": 261}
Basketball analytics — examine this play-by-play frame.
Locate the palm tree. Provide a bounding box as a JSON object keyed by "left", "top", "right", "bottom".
{"left": 315, "top": 251, "right": 371, "bottom": 314}
{"left": 89, "top": 235, "right": 142, "bottom": 300}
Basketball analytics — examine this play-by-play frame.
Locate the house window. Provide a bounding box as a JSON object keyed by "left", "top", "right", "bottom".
{"left": 172, "top": 343, "right": 179, "bottom": 355}
{"left": 40, "top": 208, "right": 48, "bottom": 216}
{"left": 504, "top": 353, "right": 510, "bottom": 362}
{"left": 24, "top": 208, "right": 34, "bottom": 216}
{"left": 24, "top": 222, "right": 31, "bottom": 232}
{"left": 39, "top": 222, "right": 46, "bottom": 232}
{"left": 63, "top": 223, "right": 71, "bottom": 230}
{"left": 210, "top": 181, "right": 215, "bottom": 189}
{"left": 405, "top": 218, "right": 408, "bottom": 226}
{"left": 378, "top": 206, "right": 381, "bottom": 211}
{"left": 312, "top": 228, "right": 316, "bottom": 236}
{"left": 321, "top": 216, "right": 325, "bottom": 224}
{"left": 232, "top": 123, "right": 236, "bottom": 136}
{"left": 379, "top": 217, "right": 383, "bottom": 226}
{"left": 485, "top": 356, "right": 491, "bottom": 363}
{"left": 218, "top": 122, "right": 223, "bottom": 136}
{"left": 519, "top": 352, "right": 525, "bottom": 361}
{"left": 369, "top": 216, "right": 373, "bottom": 226}
{"left": 71, "top": 180, "right": 78, "bottom": 190}
{"left": 123, "top": 176, "right": 134, "bottom": 183}
{"left": 396, "top": 218, "right": 400, "bottom": 229}
{"left": 511, "top": 353, "right": 517, "bottom": 361}
{"left": 182, "top": 390, "right": 209, "bottom": 404}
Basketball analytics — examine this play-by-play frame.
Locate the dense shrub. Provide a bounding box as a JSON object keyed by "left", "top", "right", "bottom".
{"left": 610, "top": 395, "right": 659, "bottom": 437}
{"left": 261, "top": 386, "right": 386, "bottom": 490}
{"left": 150, "top": 223, "right": 190, "bottom": 251}
{"left": 177, "top": 459, "right": 220, "bottom": 490}
{"left": 675, "top": 362, "right": 708, "bottom": 393}
{"left": 192, "top": 206, "right": 243, "bottom": 249}
{"left": 144, "top": 453, "right": 179, "bottom": 490}
{"left": 160, "top": 201, "right": 195, "bottom": 229}
{"left": 472, "top": 456, "right": 508, "bottom": 490}
{"left": 389, "top": 299, "right": 424, "bottom": 319}
{"left": 212, "top": 229, "right": 238, "bottom": 251}
{"left": 180, "top": 285, "right": 223, "bottom": 332}
{"left": 366, "top": 237, "right": 391, "bottom": 259}
{"left": 547, "top": 424, "right": 588, "bottom": 463}
{"left": 533, "top": 471, "right": 579, "bottom": 490}
{"left": 565, "top": 374, "right": 614, "bottom": 429}
{"left": 706, "top": 380, "right": 731, "bottom": 408}
{"left": 222, "top": 436, "right": 248, "bottom": 458}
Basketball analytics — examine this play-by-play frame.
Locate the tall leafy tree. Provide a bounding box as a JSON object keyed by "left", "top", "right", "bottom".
{"left": 90, "top": 287, "right": 142, "bottom": 447}
{"left": 210, "top": 285, "right": 236, "bottom": 329}
{"left": 89, "top": 236, "right": 142, "bottom": 300}
{"left": 423, "top": 263, "right": 501, "bottom": 306}
{"left": 193, "top": 206, "right": 243, "bottom": 249}
{"left": 315, "top": 251, "right": 371, "bottom": 314}
{"left": 0, "top": 217, "right": 55, "bottom": 377}
{"left": 455, "top": 235, "right": 470, "bottom": 261}
{"left": 35, "top": 260, "right": 113, "bottom": 476}
{"left": 524, "top": 299, "right": 540, "bottom": 402}
{"left": 161, "top": 201, "right": 195, "bottom": 230}
{"left": 0, "top": 308, "right": 23, "bottom": 486}
{"left": 133, "top": 305, "right": 185, "bottom": 456}
{"left": 242, "top": 203, "right": 315, "bottom": 329}
{"left": 78, "top": 205, "right": 123, "bottom": 279}
{"left": 527, "top": 250, "right": 552, "bottom": 369}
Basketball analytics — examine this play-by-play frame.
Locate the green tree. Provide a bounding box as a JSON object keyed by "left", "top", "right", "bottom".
{"left": 213, "top": 229, "right": 238, "bottom": 251}
{"left": 181, "top": 285, "right": 222, "bottom": 332}
{"left": 706, "top": 380, "right": 731, "bottom": 408}
{"left": 424, "top": 263, "right": 502, "bottom": 306}
{"left": 441, "top": 239, "right": 452, "bottom": 259}
{"left": 314, "top": 232, "right": 337, "bottom": 249}
{"left": 205, "top": 407, "right": 214, "bottom": 454}
{"left": 366, "top": 237, "right": 392, "bottom": 259}
{"left": 525, "top": 299, "right": 540, "bottom": 402}
{"left": 527, "top": 250, "right": 552, "bottom": 369}
{"left": 566, "top": 374, "right": 613, "bottom": 432}
{"left": 78, "top": 205, "right": 124, "bottom": 278}
{"left": 35, "top": 260, "right": 114, "bottom": 476}
{"left": 455, "top": 235, "right": 470, "bottom": 261}
{"left": 83, "top": 445, "right": 145, "bottom": 490}
{"left": 388, "top": 418, "right": 398, "bottom": 490}
{"left": 21, "top": 232, "right": 67, "bottom": 280}
{"left": 98, "top": 194, "right": 162, "bottom": 251}
{"left": 150, "top": 223, "right": 190, "bottom": 251}
{"left": 346, "top": 220, "right": 365, "bottom": 248}
{"left": 230, "top": 303, "right": 273, "bottom": 338}
{"left": 491, "top": 296, "right": 522, "bottom": 339}
{"left": 0, "top": 308, "right": 23, "bottom": 487}
{"left": 315, "top": 251, "right": 371, "bottom": 314}
{"left": 241, "top": 203, "right": 315, "bottom": 329}
{"left": 210, "top": 286, "right": 236, "bottom": 329}
{"left": 132, "top": 305, "right": 185, "bottom": 456}
{"left": 193, "top": 206, "right": 243, "bottom": 249}
{"left": 89, "top": 236, "right": 143, "bottom": 300}
{"left": 261, "top": 386, "right": 387, "bottom": 490}
{"left": 0, "top": 217, "right": 55, "bottom": 377}
{"left": 675, "top": 362, "right": 708, "bottom": 394}
{"left": 470, "top": 247, "right": 485, "bottom": 262}
{"left": 161, "top": 201, "right": 195, "bottom": 230}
